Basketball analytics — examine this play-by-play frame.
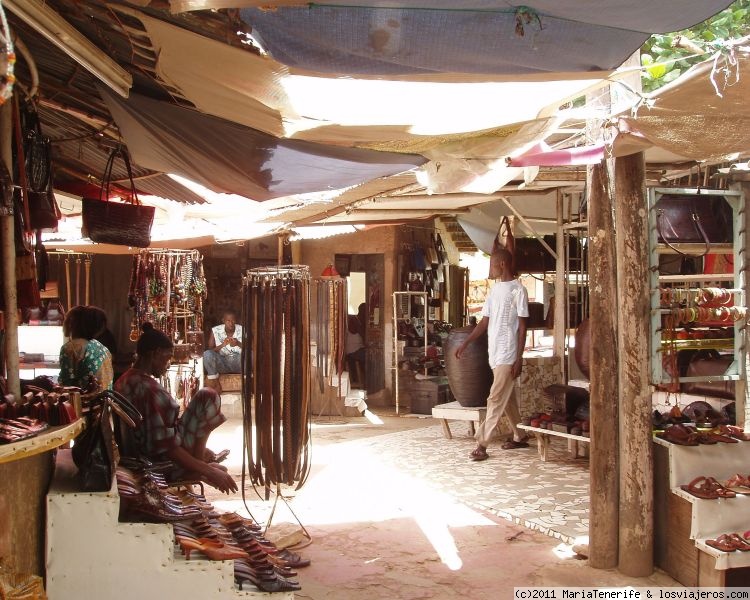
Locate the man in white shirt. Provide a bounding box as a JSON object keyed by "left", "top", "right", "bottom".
{"left": 455, "top": 247, "right": 529, "bottom": 461}
{"left": 203, "top": 310, "right": 243, "bottom": 393}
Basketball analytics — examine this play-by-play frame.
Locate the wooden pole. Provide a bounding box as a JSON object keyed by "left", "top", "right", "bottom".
{"left": 553, "top": 191, "right": 566, "bottom": 372}
{"left": 614, "top": 152, "right": 653, "bottom": 577}
{"left": 587, "top": 161, "right": 619, "bottom": 568}
{"left": 0, "top": 101, "right": 20, "bottom": 397}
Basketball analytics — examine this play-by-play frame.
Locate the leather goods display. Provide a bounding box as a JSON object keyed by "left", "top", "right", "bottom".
{"left": 242, "top": 266, "right": 312, "bottom": 489}
{"left": 313, "top": 278, "right": 346, "bottom": 395}
{"left": 72, "top": 390, "right": 143, "bottom": 492}
{"left": 655, "top": 193, "right": 733, "bottom": 255}
{"left": 682, "top": 351, "right": 735, "bottom": 400}
{"left": 81, "top": 147, "right": 155, "bottom": 247}
{"left": 514, "top": 236, "right": 556, "bottom": 273}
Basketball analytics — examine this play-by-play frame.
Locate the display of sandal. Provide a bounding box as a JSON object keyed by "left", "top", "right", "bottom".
{"left": 706, "top": 534, "right": 738, "bottom": 552}
{"left": 681, "top": 476, "right": 736, "bottom": 499}
{"left": 657, "top": 424, "right": 700, "bottom": 446}
{"left": 723, "top": 474, "right": 750, "bottom": 495}
{"left": 717, "top": 425, "right": 750, "bottom": 442}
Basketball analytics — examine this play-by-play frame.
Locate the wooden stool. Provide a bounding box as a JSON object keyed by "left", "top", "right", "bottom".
{"left": 431, "top": 401, "right": 487, "bottom": 439}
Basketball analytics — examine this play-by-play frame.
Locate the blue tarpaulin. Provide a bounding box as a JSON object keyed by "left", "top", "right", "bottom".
{"left": 240, "top": 1, "right": 733, "bottom": 75}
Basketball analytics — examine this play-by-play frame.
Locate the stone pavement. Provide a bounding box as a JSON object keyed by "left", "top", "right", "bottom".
{"left": 203, "top": 409, "right": 676, "bottom": 598}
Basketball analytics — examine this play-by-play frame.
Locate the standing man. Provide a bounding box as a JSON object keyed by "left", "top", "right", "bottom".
{"left": 455, "top": 247, "right": 529, "bottom": 461}
{"left": 203, "top": 310, "right": 243, "bottom": 393}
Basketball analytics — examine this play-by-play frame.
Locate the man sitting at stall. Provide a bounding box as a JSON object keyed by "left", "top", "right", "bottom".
{"left": 203, "top": 310, "right": 243, "bottom": 393}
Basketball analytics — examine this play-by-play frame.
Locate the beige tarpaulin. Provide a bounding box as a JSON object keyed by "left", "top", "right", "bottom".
{"left": 616, "top": 46, "right": 750, "bottom": 161}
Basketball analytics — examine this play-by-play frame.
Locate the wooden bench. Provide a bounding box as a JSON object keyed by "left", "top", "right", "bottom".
{"left": 517, "top": 423, "right": 590, "bottom": 461}
{"left": 431, "top": 401, "right": 487, "bottom": 439}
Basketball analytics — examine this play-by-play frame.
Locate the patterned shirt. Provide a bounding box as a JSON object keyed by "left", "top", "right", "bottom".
{"left": 59, "top": 338, "right": 113, "bottom": 390}
{"left": 115, "top": 368, "right": 181, "bottom": 458}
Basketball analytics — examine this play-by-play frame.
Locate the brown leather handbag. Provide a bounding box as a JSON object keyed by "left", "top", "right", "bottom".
{"left": 655, "top": 194, "right": 733, "bottom": 255}
{"left": 681, "top": 351, "right": 735, "bottom": 400}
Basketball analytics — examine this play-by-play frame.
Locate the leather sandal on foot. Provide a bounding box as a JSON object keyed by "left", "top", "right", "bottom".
{"left": 469, "top": 448, "right": 489, "bottom": 461}
{"left": 501, "top": 438, "right": 529, "bottom": 450}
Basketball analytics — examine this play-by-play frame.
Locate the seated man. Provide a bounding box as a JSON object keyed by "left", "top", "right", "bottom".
{"left": 203, "top": 311, "right": 243, "bottom": 393}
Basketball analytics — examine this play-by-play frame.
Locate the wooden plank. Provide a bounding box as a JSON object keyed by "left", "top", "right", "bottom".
{"left": 588, "top": 161, "right": 620, "bottom": 569}
{"left": 615, "top": 152, "right": 654, "bottom": 577}
{"left": 0, "top": 419, "right": 84, "bottom": 465}
{"left": 665, "top": 494, "right": 699, "bottom": 586}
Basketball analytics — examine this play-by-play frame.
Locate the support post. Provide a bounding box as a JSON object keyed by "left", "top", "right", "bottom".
{"left": 0, "top": 101, "right": 20, "bottom": 397}
{"left": 614, "top": 152, "right": 653, "bottom": 577}
{"left": 734, "top": 181, "right": 749, "bottom": 428}
{"left": 587, "top": 161, "right": 619, "bottom": 568}
{"left": 553, "top": 192, "right": 566, "bottom": 372}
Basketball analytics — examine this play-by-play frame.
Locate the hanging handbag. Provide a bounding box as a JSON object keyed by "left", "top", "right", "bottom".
{"left": 72, "top": 390, "right": 142, "bottom": 492}
{"left": 81, "top": 148, "right": 155, "bottom": 248}
{"left": 681, "top": 350, "right": 735, "bottom": 400}
{"left": 655, "top": 193, "right": 733, "bottom": 256}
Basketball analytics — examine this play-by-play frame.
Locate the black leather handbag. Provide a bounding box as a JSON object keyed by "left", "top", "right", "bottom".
{"left": 81, "top": 148, "right": 155, "bottom": 248}
{"left": 72, "top": 390, "right": 142, "bottom": 492}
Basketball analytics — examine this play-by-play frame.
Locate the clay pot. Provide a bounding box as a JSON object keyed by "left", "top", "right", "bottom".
{"left": 443, "top": 326, "right": 492, "bottom": 408}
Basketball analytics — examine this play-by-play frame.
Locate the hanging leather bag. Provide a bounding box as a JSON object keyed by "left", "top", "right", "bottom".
{"left": 681, "top": 350, "right": 735, "bottom": 400}
{"left": 72, "top": 390, "right": 142, "bottom": 492}
{"left": 655, "top": 193, "right": 733, "bottom": 256}
{"left": 81, "top": 148, "right": 155, "bottom": 247}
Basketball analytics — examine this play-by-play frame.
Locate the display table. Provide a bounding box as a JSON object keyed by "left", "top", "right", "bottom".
{"left": 654, "top": 436, "right": 750, "bottom": 586}
{"left": 431, "top": 401, "right": 486, "bottom": 439}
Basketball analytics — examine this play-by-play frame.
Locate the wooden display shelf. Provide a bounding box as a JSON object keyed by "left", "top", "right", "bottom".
{"left": 655, "top": 243, "right": 735, "bottom": 255}
{"left": 0, "top": 419, "right": 84, "bottom": 465}
{"left": 659, "top": 338, "right": 734, "bottom": 351}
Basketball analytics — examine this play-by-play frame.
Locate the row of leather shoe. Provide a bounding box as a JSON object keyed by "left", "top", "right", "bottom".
{"left": 173, "top": 508, "right": 307, "bottom": 593}
{"left": 116, "top": 466, "right": 203, "bottom": 522}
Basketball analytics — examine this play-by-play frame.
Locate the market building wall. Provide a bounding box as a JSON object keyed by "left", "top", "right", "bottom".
{"left": 300, "top": 226, "right": 399, "bottom": 405}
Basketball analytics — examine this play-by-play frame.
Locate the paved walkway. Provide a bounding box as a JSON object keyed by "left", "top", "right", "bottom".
{"left": 204, "top": 409, "right": 676, "bottom": 599}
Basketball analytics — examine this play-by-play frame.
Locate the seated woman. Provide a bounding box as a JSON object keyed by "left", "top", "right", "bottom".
{"left": 115, "top": 323, "right": 237, "bottom": 494}
{"left": 59, "top": 305, "right": 114, "bottom": 391}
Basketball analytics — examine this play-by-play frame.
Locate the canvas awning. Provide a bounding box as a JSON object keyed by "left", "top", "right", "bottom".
{"left": 101, "top": 89, "right": 426, "bottom": 201}
{"left": 615, "top": 44, "right": 750, "bottom": 162}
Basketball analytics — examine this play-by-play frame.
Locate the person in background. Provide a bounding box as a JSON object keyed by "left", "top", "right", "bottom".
{"left": 455, "top": 247, "right": 530, "bottom": 461}
{"left": 115, "top": 323, "right": 236, "bottom": 494}
{"left": 345, "top": 314, "right": 366, "bottom": 388}
{"left": 59, "top": 305, "right": 114, "bottom": 391}
{"left": 203, "top": 310, "right": 243, "bottom": 393}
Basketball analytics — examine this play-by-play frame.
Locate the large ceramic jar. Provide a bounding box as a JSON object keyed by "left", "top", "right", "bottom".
{"left": 443, "top": 326, "right": 492, "bottom": 407}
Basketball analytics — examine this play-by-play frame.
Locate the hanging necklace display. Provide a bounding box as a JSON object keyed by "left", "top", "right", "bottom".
{"left": 127, "top": 249, "right": 206, "bottom": 356}
{"left": 241, "top": 265, "right": 311, "bottom": 491}
{"left": 0, "top": 1, "right": 15, "bottom": 106}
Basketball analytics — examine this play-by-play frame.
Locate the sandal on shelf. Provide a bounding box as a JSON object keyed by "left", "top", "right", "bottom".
{"left": 469, "top": 447, "right": 489, "bottom": 462}
{"left": 658, "top": 424, "right": 699, "bottom": 446}
{"left": 728, "top": 533, "right": 750, "bottom": 551}
{"left": 680, "top": 476, "right": 735, "bottom": 500}
{"left": 718, "top": 425, "right": 750, "bottom": 442}
{"left": 706, "top": 534, "right": 738, "bottom": 552}
{"left": 724, "top": 474, "right": 750, "bottom": 495}
{"left": 705, "top": 432, "right": 738, "bottom": 444}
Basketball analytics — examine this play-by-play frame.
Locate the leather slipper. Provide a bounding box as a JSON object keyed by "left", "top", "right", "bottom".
{"left": 469, "top": 448, "right": 489, "bottom": 461}
{"left": 501, "top": 439, "right": 529, "bottom": 450}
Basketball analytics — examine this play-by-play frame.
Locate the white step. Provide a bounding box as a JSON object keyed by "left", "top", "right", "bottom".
{"left": 46, "top": 450, "right": 294, "bottom": 600}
